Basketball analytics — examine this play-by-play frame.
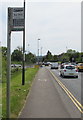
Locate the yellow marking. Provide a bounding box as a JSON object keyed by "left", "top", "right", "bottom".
{"left": 58, "top": 80, "right": 83, "bottom": 114}
{"left": 53, "top": 73, "right": 83, "bottom": 109}
{"left": 48, "top": 69, "right": 83, "bottom": 114}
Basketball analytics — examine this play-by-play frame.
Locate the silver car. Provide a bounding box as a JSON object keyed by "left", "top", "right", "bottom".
{"left": 51, "top": 62, "right": 58, "bottom": 69}
{"left": 59, "top": 64, "right": 78, "bottom": 78}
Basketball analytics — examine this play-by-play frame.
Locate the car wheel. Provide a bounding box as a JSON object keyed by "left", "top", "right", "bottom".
{"left": 59, "top": 72, "right": 61, "bottom": 76}
{"left": 76, "top": 76, "right": 78, "bottom": 78}
{"left": 78, "top": 68, "right": 80, "bottom": 72}
{"left": 62, "top": 73, "right": 65, "bottom": 78}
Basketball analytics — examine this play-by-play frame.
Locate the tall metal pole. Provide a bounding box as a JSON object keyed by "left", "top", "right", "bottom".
{"left": 22, "top": 0, "right": 25, "bottom": 85}
{"left": 41, "top": 47, "right": 43, "bottom": 62}
{"left": 41, "top": 47, "right": 42, "bottom": 57}
{"left": 81, "top": 3, "right": 83, "bottom": 120}
{"left": 66, "top": 46, "right": 68, "bottom": 53}
{"left": 7, "top": 8, "right": 11, "bottom": 118}
{"left": 38, "top": 39, "right": 40, "bottom": 65}
{"left": 28, "top": 44, "right": 30, "bottom": 53}
{"left": 7, "top": 31, "right": 11, "bottom": 118}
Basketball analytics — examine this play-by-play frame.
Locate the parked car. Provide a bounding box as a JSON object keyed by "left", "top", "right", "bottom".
{"left": 76, "top": 63, "right": 83, "bottom": 71}
{"left": 44, "top": 62, "right": 49, "bottom": 66}
{"left": 59, "top": 64, "right": 78, "bottom": 78}
{"left": 71, "top": 62, "right": 77, "bottom": 66}
{"left": 51, "top": 62, "right": 58, "bottom": 69}
{"left": 11, "top": 64, "right": 22, "bottom": 69}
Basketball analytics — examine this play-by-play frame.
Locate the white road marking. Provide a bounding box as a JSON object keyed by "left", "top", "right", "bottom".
{"left": 38, "top": 79, "right": 47, "bottom": 82}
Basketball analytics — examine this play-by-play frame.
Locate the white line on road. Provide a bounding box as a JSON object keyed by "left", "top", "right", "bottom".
{"left": 38, "top": 79, "right": 47, "bottom": 82}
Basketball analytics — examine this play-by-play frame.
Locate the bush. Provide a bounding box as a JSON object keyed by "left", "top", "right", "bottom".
{"left": 11, "top": 68, "right": 21, "bottom": 74}
{"left": 2, "top": 57, "right": 7, "bottom": 83}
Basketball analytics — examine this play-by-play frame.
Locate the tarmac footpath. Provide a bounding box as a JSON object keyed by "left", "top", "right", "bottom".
{"left": 18, "top": 67, "right": 73, "bottom": 118}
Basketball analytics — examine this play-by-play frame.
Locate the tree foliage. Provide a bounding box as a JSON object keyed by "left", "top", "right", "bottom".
{"left": 25, "top": 52, "right": 36, "bottom": 64}
{"left": 2, "top": 46, "right": 7, "bottom": 58}
{"left": 1, "top": 46, "right": 83, "bottom": 64}
{"left": 11, "top": 47, "right": 23, "bottom": 61}
{"left": 42, "top": 49, "right": 82, "bottom": 63}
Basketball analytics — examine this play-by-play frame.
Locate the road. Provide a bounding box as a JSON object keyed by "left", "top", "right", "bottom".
{"left": 19, "top": 67, "right": 82, "bottom": 118}
{"left": 47, "top": 66, "right": 82, "bottom": 103}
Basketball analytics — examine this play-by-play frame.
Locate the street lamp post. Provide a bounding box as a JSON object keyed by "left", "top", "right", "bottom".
{"left": 28, "top": 44, "right": 30, "bottom": 53}
{"left": 41, "top": 47, "right": 43, "bottom": 56}
{"left": 38, "top": 38, "right": 40, "bottom": 65}
{"left": 41, "top": 47, "right": 43, "bottom": 62}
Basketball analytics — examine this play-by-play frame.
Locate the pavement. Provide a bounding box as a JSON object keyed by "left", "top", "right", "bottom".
{"left": 18, "top": 67, "right": 80, "bottom": 118}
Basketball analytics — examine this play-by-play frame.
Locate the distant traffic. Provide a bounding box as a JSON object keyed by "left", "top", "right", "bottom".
{"left": 41, "top": 62, "right": 83, "bottom": 78}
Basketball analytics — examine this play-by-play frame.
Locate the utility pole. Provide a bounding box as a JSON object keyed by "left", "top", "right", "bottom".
{"left": 22, "top": 0, "right": 25, "bottom": 85}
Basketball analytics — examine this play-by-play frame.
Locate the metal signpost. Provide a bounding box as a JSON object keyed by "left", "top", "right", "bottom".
{"left": 22, "top": 1, "right": 25, "bottom": 85}
{"left": 7, "top": 1, "right": 25, "bottom": 118}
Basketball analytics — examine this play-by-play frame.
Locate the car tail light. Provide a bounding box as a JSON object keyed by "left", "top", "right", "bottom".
{"left": 76, "top": 69, "right": 78, "bottom": 72}
{"left": 64, "top": 69, "right": 66, "bottom": 72}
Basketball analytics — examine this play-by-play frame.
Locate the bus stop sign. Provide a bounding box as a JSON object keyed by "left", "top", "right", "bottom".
{"left": 9, "top": 7, "right": 24, "bottom": 31}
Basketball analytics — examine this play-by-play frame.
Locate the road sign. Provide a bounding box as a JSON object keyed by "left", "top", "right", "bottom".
{"left": 7, "top": 3, "right": 25, "bottom": 118}
{"left": 9, "top": 7, "right": 24, "bottom": 31}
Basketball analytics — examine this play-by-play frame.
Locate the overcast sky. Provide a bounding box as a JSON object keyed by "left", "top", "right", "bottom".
{"left": 0, "top": 0, "right": 81, "bottom": 55}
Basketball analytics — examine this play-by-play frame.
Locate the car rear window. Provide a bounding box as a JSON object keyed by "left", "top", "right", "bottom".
{"left": 66, "top": 66, "right": 75, "bottom": 69}
{"left": 80, "top": 64, "right": 83, "bottom": 66}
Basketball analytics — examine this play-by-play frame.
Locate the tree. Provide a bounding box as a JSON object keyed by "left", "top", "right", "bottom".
{"left": 17, "top": 46, "right": 23, "bottom": 52}
{"left": 53, "top": 55, "right": 58, "bottom": 62}
{"left": 11, "top": 47, "right": 23, "bottom": 61}
{"left": 67, "top": 49, "right": 78, "bottom": 62}
{"left": 2, "top": 46, "right": 7, "bottom": 58}
{"left": 25, "top": 52, "right": 36, "bottom": 64}
{"left": 45, "top": 50, "right": 53, "bottom": 61}
{"left": 67, "top": 49, "right": 76, "bottom": 54}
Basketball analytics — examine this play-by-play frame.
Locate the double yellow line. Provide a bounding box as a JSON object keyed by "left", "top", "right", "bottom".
{"left": 48, "top": 69, "right": 83, "bottom": 114}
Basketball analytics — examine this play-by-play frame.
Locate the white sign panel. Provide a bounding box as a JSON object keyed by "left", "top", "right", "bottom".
{"left": 8, "top": 7, "right": 24, "bottom": 31}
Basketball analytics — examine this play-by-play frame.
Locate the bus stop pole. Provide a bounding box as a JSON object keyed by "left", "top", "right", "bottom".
{"left": 7, "top": 8, "right": 11, "bottom": 117}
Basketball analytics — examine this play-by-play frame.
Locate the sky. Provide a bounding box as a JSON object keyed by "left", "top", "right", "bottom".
{"left": 0, "top": 0, "right": 82, "bottom": 55}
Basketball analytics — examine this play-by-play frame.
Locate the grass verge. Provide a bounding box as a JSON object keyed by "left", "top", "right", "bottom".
{"left": 2, "top": 67, "right": 39, "bottom": 118}
{"left": 0, "top": 84, "right": 2, "bottom": 118}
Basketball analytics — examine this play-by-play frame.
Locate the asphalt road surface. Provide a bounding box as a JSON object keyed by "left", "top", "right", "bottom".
{"left": 48, "top": 66, "right": 82, "bottom": 103}
{"left": 19, "top": 67, "right": 82, "bottom": 118}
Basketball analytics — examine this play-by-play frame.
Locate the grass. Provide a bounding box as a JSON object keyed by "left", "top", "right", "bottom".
{"left": 2, "top": 67, "right": 39, "bottom": 118}
{"left": 11, "top": 61, "right": 22, "bottom": 65}
{"left": 0, "top": 84, "right": 2, "bottom": 118}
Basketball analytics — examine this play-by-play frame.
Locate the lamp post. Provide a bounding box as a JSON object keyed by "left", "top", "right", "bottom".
{"left": 38, "top": 38, "right": 40, "bottom": 65}
{"left": 28, "top": 44, "right": 30, "bottom": 53}
{"left": 41, "top": 47, "right": 43, "bottom": 62}
{"left": 41, "top": 47, "right": 43, "bottom": 56}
